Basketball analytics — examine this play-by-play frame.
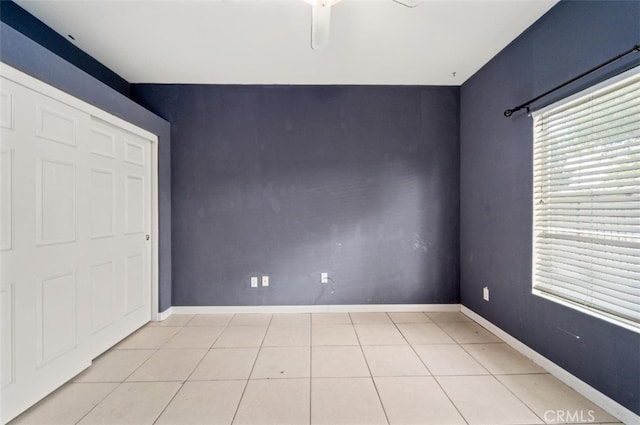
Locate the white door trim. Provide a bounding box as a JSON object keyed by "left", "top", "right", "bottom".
{"left": 0, "top": 62, "right": 161, "bottom": 322}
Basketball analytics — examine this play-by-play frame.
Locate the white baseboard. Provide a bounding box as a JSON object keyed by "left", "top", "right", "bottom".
{"left": 461, "top": 306, "right": 638, "bottom": 425}
{"left": 169, "top": 304, "right": 460, "bottom": 315}
{"left": 154, "top": 307, "right": 173, "bottom": 321}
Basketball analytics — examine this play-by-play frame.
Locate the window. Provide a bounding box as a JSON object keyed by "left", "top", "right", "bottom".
{"left": 532, "top": 67, "right": 640, "bottom": 332}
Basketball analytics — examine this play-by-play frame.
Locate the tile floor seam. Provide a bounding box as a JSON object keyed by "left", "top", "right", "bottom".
{"left": 124, "top": 379, "right": 195, "bottom": 383}
{"left": 229, "top": 314, "right": 273, "bottom": 425}
{"left": 71, "top": 344, "right": 162, "bottom": 423}
{"left": 388, "top": 317, "right": 435, "bottom": 375}
{"left": 459, "top": 342, "right": 546, "bottom": 376}
{"left": 150, "top": 382, "right": 185, "bottom": 425}
{"left": 70, "top": 382, "right": 127, "bottom": 425}
{"left": 412, "top": 343, "right": 492, "bottom": 376}
{"left": 495, "top": 374, "right": 622, "bottom": 424}
{"left": 151, "top": 314, "right": 237, "bottom": 424}
{"left": 157, "top": 324, "right": 183, "bottom": 350}
{"left": 183, "top": 314, "right": 197, "bottom": 326}
{"left": 78, "top": 348, "right": 159, "bottom": 384}
{"left": 244, "top": 376, "right": 311, "bottom": 381}
{"left": 486, "top": 374, "right": 547, "bottom": 425}
{"left": 431, "top": 319, "right": 470, "bottom": 343}
{"left": 353, "top": 312, "right": 391, "bottom": 425}
{"left": 183, "top": 315, "right": 235, "bottom": 380}
{"left": 489, "top": 374, "right": 555, "bottom": 425}
{"left": 388, "top": 313, "right": 472, "bottom": 425}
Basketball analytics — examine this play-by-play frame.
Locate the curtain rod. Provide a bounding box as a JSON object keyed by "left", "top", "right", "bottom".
{"left": 503, "top": 44, "right": 640, "bottom": 117}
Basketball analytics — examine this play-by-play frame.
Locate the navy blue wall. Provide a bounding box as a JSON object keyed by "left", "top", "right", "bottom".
{"left": 132, "top": 84, "right": 460, "bottom": 306}
{"left": 0, "top": 23, "right": 173, "bottom": 311}
{"left": 460, "top": 0, "right": 640, "bottom": 415}
{"left": 0, "top": 0, "right": 130, "bottom": 97}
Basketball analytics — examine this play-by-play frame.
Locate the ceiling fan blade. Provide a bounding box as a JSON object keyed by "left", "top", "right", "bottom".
{"left": 393, "top": 0, "right": 421, "bottom": 7}
{"left": 311, "top": 4, "right": 331, "bottom": 50}
{"left": 304, "top": 0, "right": 343, "bottom": 6}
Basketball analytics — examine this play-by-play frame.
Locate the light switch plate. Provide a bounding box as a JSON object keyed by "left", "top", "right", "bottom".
{"left": 262, "top": 276, "right": 269, "bottom": 287}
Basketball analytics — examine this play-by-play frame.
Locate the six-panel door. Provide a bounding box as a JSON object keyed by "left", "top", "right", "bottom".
{"left": 0, "top": 77, "right": 153, "bottom": 423}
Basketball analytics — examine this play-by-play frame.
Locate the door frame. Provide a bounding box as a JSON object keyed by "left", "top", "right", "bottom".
{"left": 0, "top": 62, "right": 161, "bottom": 321}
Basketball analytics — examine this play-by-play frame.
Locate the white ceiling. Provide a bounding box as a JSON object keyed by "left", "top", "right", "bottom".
{"left": 14, "top": 0, "right": 558, "bottom": 85}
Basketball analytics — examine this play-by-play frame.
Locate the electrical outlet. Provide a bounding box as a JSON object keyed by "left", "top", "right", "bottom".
{"left": 262, "top": 276, "right": 269, "bottom": 287}
{"left": 250, "top": 277, "right": 258, "bottom": 288}
{"left": 321, "top": 272, "right": 329, "bottom": 284}
{"left": 483, "top": 286, "right": 490, "bottom": 301}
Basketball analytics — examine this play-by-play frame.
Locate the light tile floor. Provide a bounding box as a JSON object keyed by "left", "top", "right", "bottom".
{"left": 10, "top": 312, "right": 623, "bottom": 425}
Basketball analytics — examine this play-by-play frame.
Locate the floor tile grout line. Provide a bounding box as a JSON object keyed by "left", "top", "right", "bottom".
{"left": 458, "top": 341, "right": 511, "bottom": 375}
{"left": 430, "top": 313, "right": 556, "bottom": 424}
{"left": 388, "top": 313, "right": 471, "bottom": 425}
{"left": 76, "top": 346, "right": 160, "bottom": 384}
{"left": 65, "top": 319, "right": 177, "bottom": 423}
{"left": 148, "top": 322, "right": 195, "bottom": 425}
{"left": 229, "top": 313, "right": 273, "bottom": 425}
{"left": 451, "top": 341, "right": 493, "bottom": 376}
{"left": 162, "top": 321, "right": 230, "bottom": 349}
{"left": 352, "top": 312, "right": 391, "bottom": 425}
{"left": 149, "top": 382, "right": 184, "bottom": 425}
{"left": 73, "top": 322, "right": 182, "bottom": 424}
{"left": 69, "top": 381, "right": 121, "bottom": 425}
{"left": 388, "top": 317, "right": 436, "bottom": 376}
{"left": 432, "top": 317, "right": 502, "bottom": 345}
{"left": 151, "top": 314, "right": 236, "bottom": 425}
{"left": 179, "top": 313, "right": 235, "bottom": 382}
{"left": 183, "top": 313, "right": 197, "bottom": 327}
{"left": 121, "top": 348, "right": 162, "bottom": 382}
{"left": 488, "top": 374, "right": 549, "bottom": 424}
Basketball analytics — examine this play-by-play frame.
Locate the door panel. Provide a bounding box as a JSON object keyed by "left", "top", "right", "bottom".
{"left": 36, "top": 158, "right": 77, "bottom": 245}
{"left": 0, "top": 74, "right": 154, "bottom": 424}
{"left": 124, "top": 138, "right": 145, "bottom": 166}
{"left": 0, "top": 91, "right": 13, "bottom": 130}
{"left": 89, "top": 127, "right": 115, "bottom": 158}
{"left": 125, "top": 252, "right": 145, "bottom": 314}
{"left": 89, "top": 261, "right": 115, "bottom": 333}
{"left": 125, "top": 174, "right": 145, "bottom": 235}
{"left": 35, "top": 105, "right": 77, "bottom": 147}
{"left": 90, "top": 168, "right": 115, "bottom": 239}
{"left": 36, "top": 271, "right": 77, "bottom": 367}
{"left": 0, "top": 148, "right": 13, "bottom": 251}
{"left": 0, "top": 283, "right": 14, "bottom": 389}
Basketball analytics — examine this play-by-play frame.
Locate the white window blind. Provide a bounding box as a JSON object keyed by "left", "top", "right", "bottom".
{"left": 532, "top": 67, "right": 640, "bottom": 330}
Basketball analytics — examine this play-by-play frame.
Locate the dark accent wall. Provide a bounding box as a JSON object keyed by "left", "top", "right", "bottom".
{"left": 0, "top": 0, "right": 130, "bottom": 97}
{"left": 0, "top": 23, "right": 173, "bottom": 311}
{"left": 131, "top": 84, "right": 460, "bottom": 307}
{"left": 460, "top": 0, "right": 640, "bottom": 415}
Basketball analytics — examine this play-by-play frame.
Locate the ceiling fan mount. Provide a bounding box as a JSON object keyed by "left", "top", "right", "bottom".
{"left": 304, "top": 0, "right": 421, "bottom": 50}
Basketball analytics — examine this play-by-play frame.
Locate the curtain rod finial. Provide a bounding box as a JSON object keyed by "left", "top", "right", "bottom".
{"left": 504, "top": 109, "right": 514, "bottom": 117}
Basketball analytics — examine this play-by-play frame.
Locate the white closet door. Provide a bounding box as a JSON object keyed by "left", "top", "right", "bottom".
{"left": 0, "top": 76, "right": 152, "bottom": 423}
{"left": 84, "top": 118, "right": 152, "bottom": 359}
